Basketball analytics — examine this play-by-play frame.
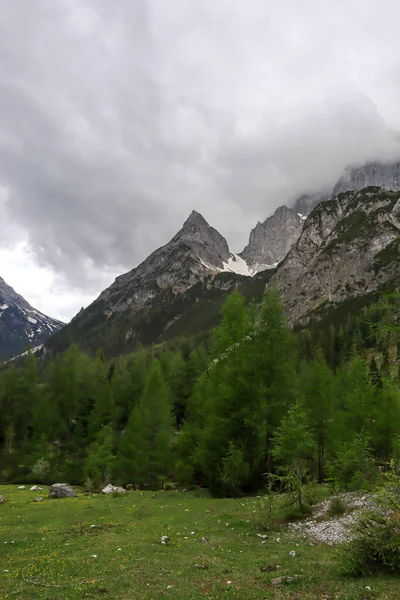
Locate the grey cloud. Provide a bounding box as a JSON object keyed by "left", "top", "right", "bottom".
{"left": 1, "top": 0, "right": 400, "bottom": 293}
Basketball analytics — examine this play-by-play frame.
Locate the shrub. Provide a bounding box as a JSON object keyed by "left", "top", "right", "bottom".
{"left": 339, "top": 511, "right": 400, "bottom": 576}
{"left": 283, "top": 502, "right": 312, "bottom": 522}
{"left": 329, "top": 496, "right": 347, "bottom": 516}
{"left": 83, "top": 476, "right": 95, "bottom": 493}
{"left": 31, "top": 458, "right": 51, "bottom": 482}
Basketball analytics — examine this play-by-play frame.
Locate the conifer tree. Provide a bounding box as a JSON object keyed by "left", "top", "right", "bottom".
{"left": 272, "top": 402, "right": 316, "bottom": 509}
{"left": 114, "top": 358, "right": 173, "bottom": 487}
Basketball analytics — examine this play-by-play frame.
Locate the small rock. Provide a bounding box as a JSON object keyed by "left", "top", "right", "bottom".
{"left": 91, "top": 554, "right": 97, "bottom": 558}
{"left": 160, "top": 535, "right": 170, "bottom": 545}
{"left": 18, "top": 486, "right": 25, "bottom": 489}
{"left": 34, "top": 497, "right": 43, "bottom": 502}
{"left": 0, "top": 496, "right": 6, "bottom": 504}
{"left": 30, "top": 485, "right": 42, "bottom": 491}
{"left": 194, "top": 564, "right": 208, "bottom": 569}
{"left": 271, "top": 577, "right": 283, "bottom": 585}
{"left": 201, "top": 536, "right": 207, "bottom": 542}
{"left": 257, "top": 534, "right": 268, "bottom": 539}
{"left": 289, "top": 550, "right": 296, "bottom": 557}
{"left": 48, "top": 483, "right": 76, "bottom": 498}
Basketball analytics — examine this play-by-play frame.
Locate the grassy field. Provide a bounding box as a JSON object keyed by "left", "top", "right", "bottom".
{"left": 0, "top": 485, "right": 398, "bottom": 599}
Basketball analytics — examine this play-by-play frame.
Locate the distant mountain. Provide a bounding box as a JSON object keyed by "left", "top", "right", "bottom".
{"left": 0, "top": 277, "right": 64, "bottom": 361}
{"left": 293, "top": 161, "right": 400, "bottom": 216}
{"left": 46, "top": 211, "right": 265, "bottom": 357}
{"left": 333, "top": 161, "right": 400, "bottom": 195}
{"left": 272, "top": 186, "right": 400, "bottom": 324}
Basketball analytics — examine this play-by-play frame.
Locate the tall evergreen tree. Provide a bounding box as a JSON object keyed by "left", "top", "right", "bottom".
{"left": 114, "top": 358, "right": 173, "bottom": 487}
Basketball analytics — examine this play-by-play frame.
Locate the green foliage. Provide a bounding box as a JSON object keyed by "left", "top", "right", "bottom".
{"left": 271, "top": 402, "right": 316, "bottom": 508}
{"left": 2, "top": 288, "right": 400, "bottom": 503}
{"left": 114, "top": 358, "right": 174, "bottom": 487}
{"left": 329, "top": 496, "right": 347, "bottom": 516}
{"left": 328, "top": 434, "right": 378, "bottom": 491}
{"left": 339, "top": 511, "right": 400, "bottom": 576}
{"left": 84, "top": 426, "right": 115, "bottom": 488}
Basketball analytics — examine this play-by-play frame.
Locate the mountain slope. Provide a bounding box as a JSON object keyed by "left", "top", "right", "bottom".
{"left": 272, "top": 186, "right": 400, "bottom": 324}
{"left": 46, "top": 211, "right": 261, "bottom": 357}
{"left": 0, "top": 277, "right": 64, "bottom": 360}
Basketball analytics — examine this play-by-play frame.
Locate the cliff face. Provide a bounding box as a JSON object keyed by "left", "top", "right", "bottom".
{"left": 272, "top": 187, "right": 400, "bottom": 324}
{"left": 241, "top": 206, "right": 304, "bottom": 272}
{"left": 333, "top": 162, "right": 400, "bottom": 195}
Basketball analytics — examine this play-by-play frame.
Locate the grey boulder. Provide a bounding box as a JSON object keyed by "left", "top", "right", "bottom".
{"left": 48, "top": 483, "right": 76, "bottom": 498}
{"left": 101, "top": 484, "right": 127, "bottom": 494}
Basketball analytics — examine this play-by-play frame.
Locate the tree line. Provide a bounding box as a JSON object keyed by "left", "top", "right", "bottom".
{"left": 1, "top": 287, "right": 399, "bottom": 498}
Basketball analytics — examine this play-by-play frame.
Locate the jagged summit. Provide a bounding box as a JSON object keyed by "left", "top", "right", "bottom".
{"left": 0, "top": 276, "right": 64, "bottom": 361}
{"left": 182, "top": 209, "right": 209, "bottom": 228}
{"left": 173, "top": 210, "right": 230, "bottom": 260}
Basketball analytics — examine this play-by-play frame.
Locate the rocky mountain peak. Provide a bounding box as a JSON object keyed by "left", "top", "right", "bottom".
{"left": 182, "top": 209, "right": 209, "bottom": 229}
{"left": 171, "top": 210, "right": 231, "bottom": 267}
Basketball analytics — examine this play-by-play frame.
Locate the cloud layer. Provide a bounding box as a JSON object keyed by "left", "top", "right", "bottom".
{"left": 1, "top": 0, "right": 400, "bottom": 317}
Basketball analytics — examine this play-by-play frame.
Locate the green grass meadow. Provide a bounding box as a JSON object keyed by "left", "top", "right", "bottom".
{"left": 0, "top": 485, "right": 399, "bottom": 599}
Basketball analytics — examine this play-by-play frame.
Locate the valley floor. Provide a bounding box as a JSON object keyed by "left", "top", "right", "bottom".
{"left": 0, "top": 485, "right": 398, "bottom": 599}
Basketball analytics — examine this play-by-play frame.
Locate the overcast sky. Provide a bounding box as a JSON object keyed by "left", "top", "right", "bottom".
{"left": 1, "top": 0, "right": 400, "bottom": 321}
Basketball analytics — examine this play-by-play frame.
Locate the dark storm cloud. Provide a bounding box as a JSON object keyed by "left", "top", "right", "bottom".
{"left": 1, "top": 0, "right": 400, "bottom": 291}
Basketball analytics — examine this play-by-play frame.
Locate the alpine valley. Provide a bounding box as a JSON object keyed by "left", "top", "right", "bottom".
{"left": 40, "top": 160, "right": 400, "bottom": 359}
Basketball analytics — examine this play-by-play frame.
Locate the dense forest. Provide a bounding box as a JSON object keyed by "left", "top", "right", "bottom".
{"left": 1, "top": 287, "right": 400, "bottom": 501}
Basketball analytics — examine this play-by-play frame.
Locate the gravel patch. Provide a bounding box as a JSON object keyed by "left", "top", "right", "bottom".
{"left": 288, "top": 492, "right": 379, "bottom": 545}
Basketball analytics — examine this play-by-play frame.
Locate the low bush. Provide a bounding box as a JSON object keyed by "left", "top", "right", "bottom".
{"left": 329, "top": 496, "right": 347, "bottom": 516}
{"left": 339, "top": 510, "right": 400, "bottom": 576}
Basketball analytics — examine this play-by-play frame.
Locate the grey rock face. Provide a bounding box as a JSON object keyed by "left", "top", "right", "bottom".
{"left": 334, "top": 162, "right": 400, "bottom": 195}
{"left": 272, "top": 187, "right": 400, "bottom": 324}
{"left": 241, "top": 206, "right": 304, "bottom": 270}
{"left": 0, "top": 276, "right": 64, "bottom": 361}
{"left": 48, "top": 483, "right": 77, "bottom": 498}
{"left": 293, "top": 162, "right": 400, "bottom": 216}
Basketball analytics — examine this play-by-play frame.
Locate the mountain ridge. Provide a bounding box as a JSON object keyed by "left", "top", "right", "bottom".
{"left": 0, "top": 277, "right": 64, "bottom": 361}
